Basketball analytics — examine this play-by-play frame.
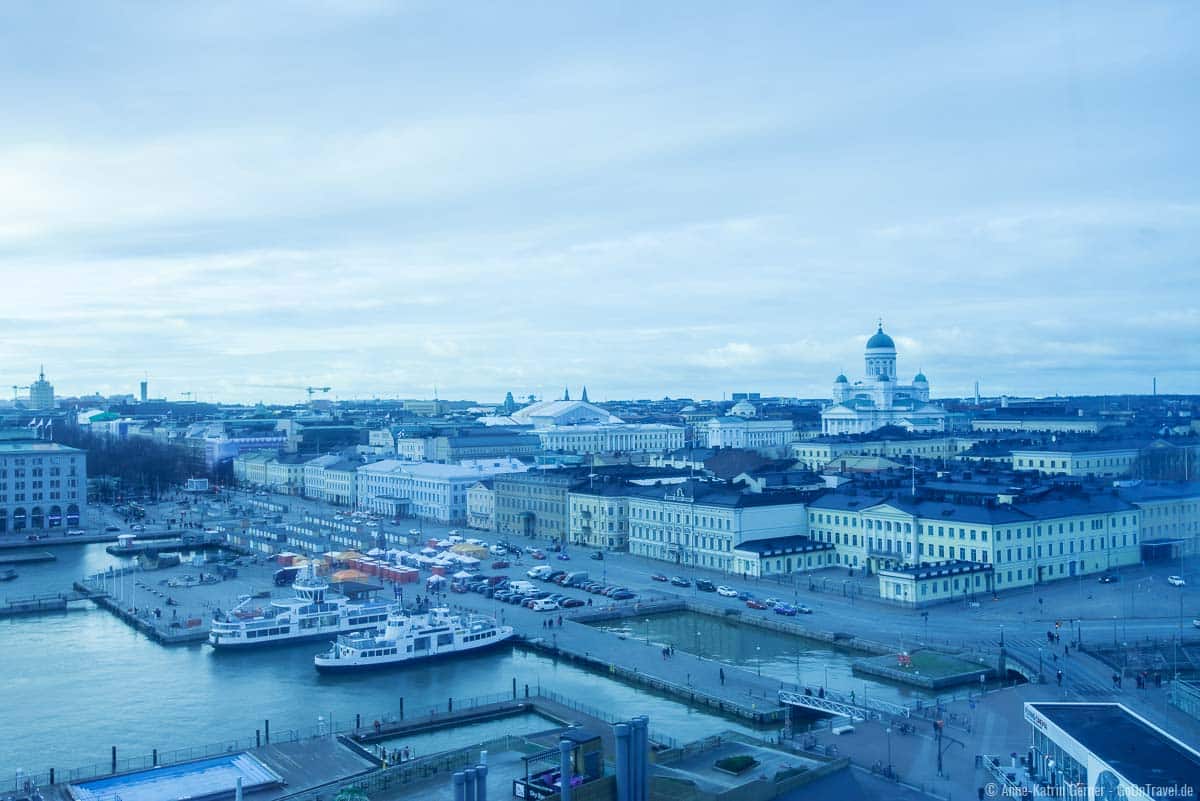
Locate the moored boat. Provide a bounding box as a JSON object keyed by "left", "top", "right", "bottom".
{"left": 208, "top": 570, "right": 396, "bottom": 649}
{"left": 314, "top": 607, "right": 513, "bottom": 672}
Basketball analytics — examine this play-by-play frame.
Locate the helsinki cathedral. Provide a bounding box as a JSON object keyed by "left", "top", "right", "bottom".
{"left": 819, "top": 324, "right": 947, "bottom": 435}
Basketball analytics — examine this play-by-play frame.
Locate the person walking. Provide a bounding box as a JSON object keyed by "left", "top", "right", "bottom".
{"left": 719, "top": 667, "right": 725, "bottom": 685}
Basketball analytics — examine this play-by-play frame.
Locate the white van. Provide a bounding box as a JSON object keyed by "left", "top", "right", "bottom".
{"left": 508, "top": 580, "right": 537, "bottom": 595}
{"left": 526, "top": 565, "right": 552, "bottom": 579}
{"left": 530, "top": 598, "right": 559, "bottom": 612}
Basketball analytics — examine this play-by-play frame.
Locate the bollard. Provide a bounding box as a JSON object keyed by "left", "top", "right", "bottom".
{"left": 525, "top": 683, "right": 529, "bottom": 698}
{"left": 453, "top": 771, "right": 466, "bottom": 801}
{"left": 265, "top": 719, "right": 270, "bottom": 744}
{"left": 512, "top": 677, "right": 517, "bottom": 699}
{"left": 449, "top": 697, "right": 454, "bottom": 713}
{"left": 464, "top": 767, "right": 477, "bottom": 801}
{"left": 153, "top": 749, "right": 158, "bottom": 767}
{"left": 400, "top": 697, "right": 405, "bottom": 720}
{"left": 356, "top": 713, "right": 361, "bottom": 730}
{"left": 476, "top": 764, "right": 489, "bottom": 801}
{"left": 49, "top": 769, "right": 54, "bottom": 786}
{"left": 256, "top": 729, "right": 261, "bottom": 748}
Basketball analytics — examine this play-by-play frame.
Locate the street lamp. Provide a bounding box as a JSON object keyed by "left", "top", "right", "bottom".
{"left": 921, "top": 611, "right": 929, "bottom": 642}
{"left": 756, "top": 644, "right": 761, "bottom": 676}
{"left": 886, "top": 727, "right": 893, "bottom": 777}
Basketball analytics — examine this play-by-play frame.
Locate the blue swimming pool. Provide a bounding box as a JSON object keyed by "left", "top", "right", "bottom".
{"left": 70, "top": 752, "right": 282, "bottom": 801}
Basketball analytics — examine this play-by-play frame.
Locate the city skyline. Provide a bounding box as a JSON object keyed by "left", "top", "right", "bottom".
{"left": 2, "top": 3, "right": 1197, "bottom": 402}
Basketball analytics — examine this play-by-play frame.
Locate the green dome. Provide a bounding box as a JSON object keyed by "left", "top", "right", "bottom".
{"left": 835, "top": 374, "right": 848, "bottom": 383}
{"left": 914, "top": 372, "right": 928, "bottom": 383}
{"left": 866, "top": 326, "right": 895, "bottom": 349}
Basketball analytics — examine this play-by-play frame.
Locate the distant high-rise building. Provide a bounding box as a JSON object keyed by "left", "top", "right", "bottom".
{"left": 29, "top": 366, "right": 55, "bottom": 410}
{"left": 139, "top": 379, "right": 148, "bottom": 402}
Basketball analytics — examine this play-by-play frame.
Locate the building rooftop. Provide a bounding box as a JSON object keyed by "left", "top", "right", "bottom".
{"left": 1027, "top": 702, "right": 1200, "bottom": 799}
{"left": 734, "top": 536, "right": 832, "bottom": 555}
{"left": 0, "top": 440, "right": 84, "bottom": 454}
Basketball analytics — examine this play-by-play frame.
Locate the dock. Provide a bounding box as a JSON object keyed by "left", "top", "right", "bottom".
{"left": 0, "top": 592, "right": 93, "bottom": 618}
{"left": 0, "top": 551, "right": 57, "bottom": 565}
{"left": 74, "top": 581, "right": 211, "bottom": 644}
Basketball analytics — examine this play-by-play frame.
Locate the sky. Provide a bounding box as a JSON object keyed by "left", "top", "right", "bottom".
{"left": 1, "top": 1, "right": 1197, "bottom": 405}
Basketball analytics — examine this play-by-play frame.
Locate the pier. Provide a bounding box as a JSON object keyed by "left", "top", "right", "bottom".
{"left": 0, "top": 592, "right": 92, "bottom": 618}
{"left": 0, "top": 551, "right": 57, "bottom": 565}
{"left": 73, "top": 580, "right": 211, "bottom": 643}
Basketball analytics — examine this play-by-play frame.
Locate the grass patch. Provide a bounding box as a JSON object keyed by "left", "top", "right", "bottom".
{"left": 898, "top": 650, "right": 984, "bottom": 677}
{"left": 714, "top": 755, "right": 759, "bottom": 775}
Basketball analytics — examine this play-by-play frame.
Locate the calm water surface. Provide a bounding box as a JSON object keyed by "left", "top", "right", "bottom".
{"left": 0, "top": 544, "right": 756, "bottom": 776}
{"left": 593, "top": 610, "right": 936, "bottom": 704}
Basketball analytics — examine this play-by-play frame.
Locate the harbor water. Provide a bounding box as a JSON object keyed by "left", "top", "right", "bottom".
{"left": 1, "top": 544, "right": 763, "bottom": 777}
{"left": 592, "top": 610, "right": 936, "bottom": 704}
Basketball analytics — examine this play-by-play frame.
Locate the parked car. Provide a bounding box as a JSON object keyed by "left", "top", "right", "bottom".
{"left": 737, "top": 591, "right": 752, "bottom": 600}
{"left": 650, "top": 573, "right": 668, "bottom": 582}
{"left": 764, "top": 597, "right": 780, "bottom": 607}
{"left": 746, "top": 599, "right": 768, "bottom": 610}
{"left": 559, "top": 598, "right": 585, "bottom": 608}
{"left": 1098, "top": 573, "right": 1120, "bottom": 584}
{"left": 131, "top": 524, "right": 145, "bottom": 532}
{"left": 556, "top": 552, "right": 571, "bottom": 561}
{"left": 610, "top": 590, "right": 636, "bottom": 600}
{"left": 531, "top": 550, "right": 547, "bottom": 560}
{"left": 1168, "top": 575, "right": 1186, "bottom": 587}
{"left": 774, "top": 603, "right": 798, "bottom": 616}
{"left": 670, "top": 576, "right": 690, "bottom": 587}
{"left": 716, "top": 586, "right": 738, "bottom": 597}
{"left": 105, "top": 525, "right": 121, "bottom": 532}
{"left": 530, "top": 598, "right": 559, "bottom": 612}
{"left": 796, "top": 604, "right": 814, "bottom": 614}
{"left": 491, "top": 560, "right": 510, "bottom": 569}
{"left": 590, "top": 551, "right": 604, "bottom": 560}
{"left": 545, "top": 570, "right": 567, "bottom": 582}
{"left": 695, "top": 580, "right": 716, "bottom": 592}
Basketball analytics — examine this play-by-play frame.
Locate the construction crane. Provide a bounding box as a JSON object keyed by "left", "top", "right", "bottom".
{"left": 12, "top": 385, "right": 30, "bottom": 401}
{"left": 249, "top": 384, "right": 332, "bottom": 400}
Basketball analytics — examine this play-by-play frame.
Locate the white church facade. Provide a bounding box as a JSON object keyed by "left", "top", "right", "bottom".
{"left": 820, "top": 325, "right": 947, "bottom": 435}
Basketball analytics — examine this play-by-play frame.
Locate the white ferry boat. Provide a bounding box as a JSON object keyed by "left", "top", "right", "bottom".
{"left": 313, "top": 607, "right": 513, "bottom": 672}
{"left": 208, "top": 571, "right": 396, "bottom": 649}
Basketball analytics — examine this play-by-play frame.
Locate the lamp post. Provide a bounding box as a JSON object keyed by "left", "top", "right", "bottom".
{"left": 921, "top": 611, "right": 929, "bottom": 642}
{"left": 886, "top": 727, "right": 893, "bottom": 777}
{"left": 644, "top": 619, "right": 650, "bottom": 646}
{"left": 756, "top": 645, "right": 761, "bottom": 677}
{"left": 695, "top": 629, "right": 701, "bottom": 658}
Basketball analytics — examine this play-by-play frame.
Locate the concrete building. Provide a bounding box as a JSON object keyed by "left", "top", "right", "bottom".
{"left": 536, "top": 423, "right": 685, "bottom": 455}
{"left": 494, "top": 470, "right": 583, "bottom": 543}
{"left": 322, "top": 460, "right": 360, "bottom": 506}
{"left": 233, "top": 451, "right": 274, "bottom": 486}
{"left": 731, "top": 535, "right": 835, "bottom": 578}
{"left": 0, "top": 436, "right": 87, "bottom": 535}
{"left": 356, "top": 458, "right": 528, "bottom": 523}
{"left": 806, "top": 489, "right": 1141, "bottom": 595}
{"left": 972, "top": 417, "right": 1113, "bottom": 434}
{"left": 1116, "top": 481, "right": 1200, "bottom": 557}
{"left": 706, "top": 415, "right": 796, "bottom": 450}
{"left": 265, "top": 455, "right": 308, "bottom": 495}
{"left": 1022, "top": 702, "right": 1200, "bottom": 800}
{"left": 481, "top": 398, "right": 620, "bottom": 428}
{"left": 568, "top": 481, "right": 632, "bottom": 550}
{"left": 29, "top": 366, "right": 55, "bottom": 410}
{"left": 821, "top": 325, "right": 946, "bottom": 435}
{"left": 466, "top": 480, "right": 495, "bottom": 531}
{"left": 792, "top": 432, "right": 976, "bottom": 471}
{"left": 1012, "top": 443, "right": 1142, "bottom": 477}
{"left": 627, "top": 482, "right": 810, "bottom": 572}
{"left": 302, "top": 454, "right": 343, "bottom": 502}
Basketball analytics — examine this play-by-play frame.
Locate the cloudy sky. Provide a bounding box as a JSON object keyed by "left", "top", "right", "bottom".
{"left": 1, "top": 2, "right": 1197, "bottom": 404}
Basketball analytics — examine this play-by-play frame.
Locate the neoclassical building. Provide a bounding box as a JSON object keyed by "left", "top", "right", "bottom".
{"left": 820, "top": 325, "right": 947, "bottom": 435}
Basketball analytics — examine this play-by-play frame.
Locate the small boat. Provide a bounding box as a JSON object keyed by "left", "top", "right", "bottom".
{"left": 0, "top": 569, "right": 18, "bottom": 581}
{"left": 314, "top": 608, "right": 513, "bottom": 672}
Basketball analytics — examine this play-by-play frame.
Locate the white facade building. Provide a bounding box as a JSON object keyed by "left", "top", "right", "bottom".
{"left": 627, "top": 482, "right": 809, "bottom": 572}
{"left": 706, "top": 416, "right": 795, "bottom": 450}
{"left": 466, "top": 481, "right": 496, "bottom": 531}
{"left": 356, "top": 458, "right": 528, "bottom": 523}
{"left": 820, "top": 325, "right": 946, "bottom": 435}
{"left": 302, "top": 455, "right": 342, "bottom": 501}
{"left": 0, "top": 438, "right": 87, "bottom": 536}
{"left": 536, "top": 423, "right": 685, "bottom": 455}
